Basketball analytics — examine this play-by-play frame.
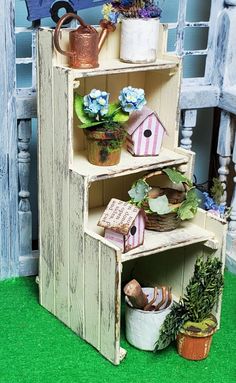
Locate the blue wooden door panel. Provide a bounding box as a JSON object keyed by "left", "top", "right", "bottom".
{"left": 25, "top": 0, "right": 107, "bottom": 21}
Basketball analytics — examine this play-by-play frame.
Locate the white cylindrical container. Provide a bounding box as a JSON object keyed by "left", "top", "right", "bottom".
{"left": 125, "top": 287, "right": 172, "bottom": 351}
{"left": 120, "top": 18, "right": 160, "bottom": 63}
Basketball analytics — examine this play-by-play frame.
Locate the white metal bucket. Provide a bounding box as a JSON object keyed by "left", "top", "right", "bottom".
{"left": 125, "top": 287, "right": 172, "bottom": 351}
{"left": 120, "top": 18, "right": 159, "bottom": 63}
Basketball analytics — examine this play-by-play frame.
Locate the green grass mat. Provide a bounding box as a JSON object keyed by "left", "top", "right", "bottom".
{"left": 0, "top": 272, "right": 235, "bottom": 383}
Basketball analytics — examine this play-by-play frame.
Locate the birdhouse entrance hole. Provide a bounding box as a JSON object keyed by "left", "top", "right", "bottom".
{"left": 130, "top": 226, "right": 137, "bottom": 236}
{"left": 144, "top": 129, "right": 152, "bottom": 138}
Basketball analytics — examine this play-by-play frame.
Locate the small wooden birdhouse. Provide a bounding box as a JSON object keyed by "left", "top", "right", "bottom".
{"left": 126, "top": 106, "right": 167, "bottom": 156}
{"left": 98, "top": 198, "right": 145, "bottom": 253}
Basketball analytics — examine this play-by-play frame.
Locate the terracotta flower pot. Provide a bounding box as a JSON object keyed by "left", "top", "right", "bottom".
{"left": 84, "top": 128, "right": 125, "bottom": 166}
{"left": 177, "top": 316, "right": 217, "bottom": 360}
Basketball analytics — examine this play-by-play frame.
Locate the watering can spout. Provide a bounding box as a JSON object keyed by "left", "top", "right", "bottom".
{"left": 98, "top": 19, "right": 116, "bottom": 52}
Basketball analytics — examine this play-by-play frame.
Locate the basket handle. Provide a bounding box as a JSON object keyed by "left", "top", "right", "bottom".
{"left": 142, "top": 169, "right": 189, "bottom": 192}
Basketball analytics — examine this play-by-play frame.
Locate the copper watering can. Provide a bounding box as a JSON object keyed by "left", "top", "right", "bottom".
{"left": 54, "top": 13, "right": 116, "bottom": 69}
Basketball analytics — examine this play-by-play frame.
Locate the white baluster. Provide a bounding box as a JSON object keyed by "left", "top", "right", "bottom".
{"left": 18, "top": 119, "right": 32, "bottom": 259}
{"left": 226, "top": 124, "right": 236, "bottom": 273}
{"left": 217, "top": 111, "right": 233, "bottom": 205}
{"left": 180, "top": 109, "right": 197, "bottom": 150}
{"left": 218, "top": 156, "right": 231, "bottom": 205}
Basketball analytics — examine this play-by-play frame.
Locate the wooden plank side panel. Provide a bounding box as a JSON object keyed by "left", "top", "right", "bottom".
{"left": 100, "top": 242, "right": 121, "bottom": 365}
{"left": 84, "top": 232, "right": 101, "bottom": 349}
{"left": 69, "top": 171, "right": 88, "bottom": 336}
{"left": 38, "top": 30, "right": 55, "bottom": 312}
{"left": 145, "top": 67, "right": 181, "bottom": 150}
{"left": 53, "top": 68, "right": 71, "bottom": 326}
{"left": 204, "top": 213, "right": 227, "bottom": 326}
{"left": 182, "top": 210, "right": 206, "bottom": 289}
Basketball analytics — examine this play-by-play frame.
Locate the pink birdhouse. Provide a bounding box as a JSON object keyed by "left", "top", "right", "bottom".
{"left": 98, "top": 198, "right": 145, "bottom": 253}
{"left": 126, "top": 106, "right": 167, "bottom": 156}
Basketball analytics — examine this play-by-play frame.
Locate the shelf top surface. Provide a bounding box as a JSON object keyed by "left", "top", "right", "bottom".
{"left": 121, "top": 224, "right": 213, "bottom": 262}
{"left": 71, "top": 148, "right": 188, "bottom": 182}
{"left": 57, "top": 58, "right": 179, "bottom": 78}
{"left": 87, "top": 207, "right": 216, "bottom": 263}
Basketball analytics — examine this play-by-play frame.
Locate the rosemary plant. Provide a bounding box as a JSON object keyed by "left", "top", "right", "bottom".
{"left": 155, "top": 256, "right": 224, "bottom": 351}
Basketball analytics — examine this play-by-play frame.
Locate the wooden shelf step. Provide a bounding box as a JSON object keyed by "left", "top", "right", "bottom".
{"left": 71, "top": 148, "right": 189, "bottom": 182}
{"left": 87, "top": 207, "right": 218, "bottom": 263}
{"left": 57, "top": 57, "right": 179, "bottom": 79}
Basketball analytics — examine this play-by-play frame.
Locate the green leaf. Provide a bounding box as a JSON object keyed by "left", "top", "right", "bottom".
{"left": 210, "top": 177, "right": 224, "bottom": 205}
{"left": 163, "top": 168, "right": 192, "bottom": 187}
{"left": 148, "top": 195, "right": 172, "bottom": 215}
{"left": 74, "top": 94, "right": 94, "bottom": 126}
{"left": 113, "top": 110, "right": 130, "bottom": 123}
{"left": 178, "top": 188, "right": 199, "bottom": 220}
{"left": 128, "top": 180, "right": 150, "bottom": 203}
{"left": 107, "top": 102, "right": 119, "bottom": 116}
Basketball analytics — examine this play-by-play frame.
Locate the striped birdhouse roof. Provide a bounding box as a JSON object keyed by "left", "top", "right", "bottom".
{"left": 98, "top": 198, "right": 142, "bottom": 235}
{"left": 126, "top": 106, "right": 167, "bottom": 135}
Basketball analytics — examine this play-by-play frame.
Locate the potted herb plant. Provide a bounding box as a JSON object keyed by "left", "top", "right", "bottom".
{"left": 128, "top": 168, "right": 200, "bottom": 231}
{"left": 74, "top": 86, "right": 146, "bottom": 166}
{"left": 155, "top": 256, "right": 224, "bottom": 360}
{"left": 102, "top": 1, "right": 163, "bottom": 63}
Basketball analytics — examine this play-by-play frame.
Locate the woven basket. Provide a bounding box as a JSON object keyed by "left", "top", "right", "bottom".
{"left": 143, "top": 170, "right": 188, "bottom": 232}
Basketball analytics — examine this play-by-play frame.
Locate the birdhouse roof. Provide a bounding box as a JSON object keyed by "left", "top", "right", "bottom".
{"left": 98, "top": 198, "right": 141, "bottom": 235}
{"left": 126, "top": 106, "right": 167, "bottom": 136}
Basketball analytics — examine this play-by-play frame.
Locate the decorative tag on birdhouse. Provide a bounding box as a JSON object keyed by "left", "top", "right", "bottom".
{"left": 98, "top": 198, "right": 145, "bottom": 253}
{"left": 126, "top": 106, "right": 167, "bottom": 156}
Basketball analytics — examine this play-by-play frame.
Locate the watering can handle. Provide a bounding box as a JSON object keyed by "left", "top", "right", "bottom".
{"left": 54, "top": 13, "right": 91, "bottom": 58}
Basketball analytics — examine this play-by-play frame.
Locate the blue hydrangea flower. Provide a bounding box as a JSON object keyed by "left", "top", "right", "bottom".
{"left": 203, "top": 192, "right": 226, "bottom": 217}
{"left": 118, "top": 86, "right": 146, "bottom": 113}
{"left": 119, "top": 0, "right": 134, "bottom": 6}
{"left": 83, "top": 89, "right": 109, "bottom": 116}
{"left": 108, "top": 11, "right": 120, "bottom": 23}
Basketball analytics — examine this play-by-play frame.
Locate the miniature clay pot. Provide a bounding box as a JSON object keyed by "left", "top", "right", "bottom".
{"left": 84, "top": 128, "right": 124, "bottom": 166}
{"left": 177, "top": 316, "right": 217, "bottom": 360}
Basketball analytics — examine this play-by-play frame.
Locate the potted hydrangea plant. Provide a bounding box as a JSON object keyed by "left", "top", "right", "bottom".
{"left": 75, "top": 86, "right": 146, "bottom": 166}
{"left": 102, "top": 1, "right": 163, "bottom": 63}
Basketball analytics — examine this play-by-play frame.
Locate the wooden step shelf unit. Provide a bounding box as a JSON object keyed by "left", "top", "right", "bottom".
{"left": 38, "top": 25, "right": 227, "bottom": 365}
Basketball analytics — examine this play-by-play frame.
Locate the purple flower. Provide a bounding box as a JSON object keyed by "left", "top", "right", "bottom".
{"left": 138, "top": 5, "right": 162, "bottom": 18}
{"left": 203, "top": 192, "right": 226, "bottom": 217}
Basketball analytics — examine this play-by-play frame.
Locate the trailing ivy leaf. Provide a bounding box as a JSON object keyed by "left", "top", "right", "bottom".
{"left": 178, "top": 200, "right": 196, "bottom": 220}
{"left": 74, "top": 94, "right": 94, "bottom": 125}
{"left": 178, "top": 187, "right": 199, "bottom": 220}
{"left": 163, "top": 168, "right": 192, "bottom": 187}
{"left": 148, "top": 195, "right": 172, "bottom": 215}
{"left": 128, "top": 180, "right": 150, "bottom": 203}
